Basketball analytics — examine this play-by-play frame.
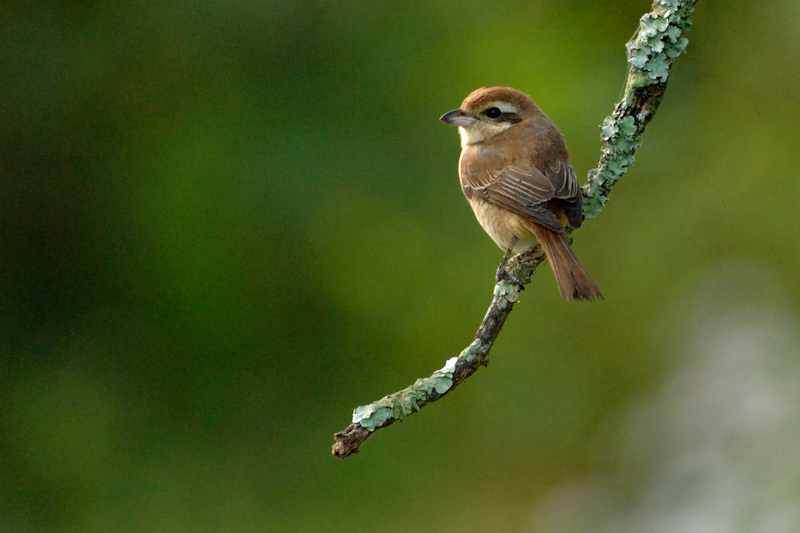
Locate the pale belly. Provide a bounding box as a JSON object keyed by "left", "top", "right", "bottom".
{"left": 468, "top": 197, "right": 539, "bottom": 253}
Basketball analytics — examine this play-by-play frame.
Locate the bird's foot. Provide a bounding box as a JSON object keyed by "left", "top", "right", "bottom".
{"left": 496, "top": 263, "right": 525, "bottom": 290}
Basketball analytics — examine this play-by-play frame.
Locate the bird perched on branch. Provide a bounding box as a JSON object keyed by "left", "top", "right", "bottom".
{"left": 440, "top": 86, "right": 602, "bottom": 301}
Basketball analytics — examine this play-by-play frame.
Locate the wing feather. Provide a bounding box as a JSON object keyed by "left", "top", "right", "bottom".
{"left": 463, "top": 160, "right": 582, "bottom": 232}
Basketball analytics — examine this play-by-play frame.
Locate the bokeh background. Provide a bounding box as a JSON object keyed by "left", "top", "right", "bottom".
{"left": 2, "top": 1, "right": 799, "bottom": 531}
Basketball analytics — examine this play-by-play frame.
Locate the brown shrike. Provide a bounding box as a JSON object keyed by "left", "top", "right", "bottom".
{"left": 440, "top": 86, "right": 602, "bottom": 301}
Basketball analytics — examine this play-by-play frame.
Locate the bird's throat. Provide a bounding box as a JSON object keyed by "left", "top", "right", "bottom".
{"left": 459, "top": 126, "right": 484, "bottom": 147}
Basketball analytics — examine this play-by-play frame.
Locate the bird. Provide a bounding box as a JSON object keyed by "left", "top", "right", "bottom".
{"left": 440, "top": 86, "right": 602, "bottom": 301}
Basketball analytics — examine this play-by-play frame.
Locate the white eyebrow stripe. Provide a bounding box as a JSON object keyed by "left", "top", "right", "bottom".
{"left": 489, "top": 101, "right": 519, "bottom": 114}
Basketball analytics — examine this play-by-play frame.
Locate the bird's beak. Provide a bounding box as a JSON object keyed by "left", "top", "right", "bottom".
{"left": 440, "top": 108, "right": 477, "bottom": 127}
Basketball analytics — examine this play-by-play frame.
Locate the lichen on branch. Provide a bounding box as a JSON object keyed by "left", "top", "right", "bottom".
{"left": 333, "top": 0, "right": 700, "bottom": 460}
{"left": 332, "top": 249, "right": 545, "bottom": 459}
{"left": 583, "top": 0, "right": 697, "bottom": 219}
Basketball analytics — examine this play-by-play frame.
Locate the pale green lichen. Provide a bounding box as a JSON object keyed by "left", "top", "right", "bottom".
{"left": 459, "top": 345, "right": 476, "bottom": 363}
{"left": 583, "top": 0, "right": 696, "bottom": 219}
{"left": 625, "top": 2, "right": 694, "bottom": 87}
{"left": 493, "top": 282, "right": 518, "bottom": 309}
{"left": 352, "top": 357, "right": 458, "bottom": 431}
{"left": 584, "top": 114, "right": 642, "bottom": 218}
{"left": 429, "top": 356, "right": 458, "bottom": 393}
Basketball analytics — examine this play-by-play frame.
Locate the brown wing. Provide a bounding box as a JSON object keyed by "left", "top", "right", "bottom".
{"left": 463, "top": 160, "right": 582, "bottom": 232}
{"left": 547, "top": 160, "right": 583, "bottom": 229}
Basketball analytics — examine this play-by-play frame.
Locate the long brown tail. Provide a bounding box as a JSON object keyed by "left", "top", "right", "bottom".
{"left": 529, "top": 224, "right": 603, "bottom": 301}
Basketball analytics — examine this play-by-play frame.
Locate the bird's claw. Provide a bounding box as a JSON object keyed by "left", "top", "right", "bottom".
{"left": 496, "top": 266, "right": 525, "bottom": 290}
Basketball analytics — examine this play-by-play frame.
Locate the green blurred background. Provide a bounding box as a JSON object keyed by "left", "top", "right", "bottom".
{"left": 2, "top": 1, "right": 799, "bottom": 531}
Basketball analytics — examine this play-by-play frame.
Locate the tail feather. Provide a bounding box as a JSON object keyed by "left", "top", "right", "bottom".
{"left": 529, "top": 224, "right": 603, "bottom": 301}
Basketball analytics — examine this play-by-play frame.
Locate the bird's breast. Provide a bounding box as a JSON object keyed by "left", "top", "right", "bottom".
{"left": 467, "top": 197, "right": 538, "bottom": 253}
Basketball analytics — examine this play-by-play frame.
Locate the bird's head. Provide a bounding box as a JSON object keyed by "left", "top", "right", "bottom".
{"left": 440, "top": 86, "right": 540, "bottom": 147}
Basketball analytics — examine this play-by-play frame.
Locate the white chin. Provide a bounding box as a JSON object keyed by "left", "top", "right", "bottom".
{"left": 459, "top": 127, "right": 484, "bottom": 147}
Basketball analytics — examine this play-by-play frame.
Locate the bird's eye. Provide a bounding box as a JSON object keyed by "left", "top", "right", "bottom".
{"left": 484, "top": 107, "right": 502, "bottom": 119}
